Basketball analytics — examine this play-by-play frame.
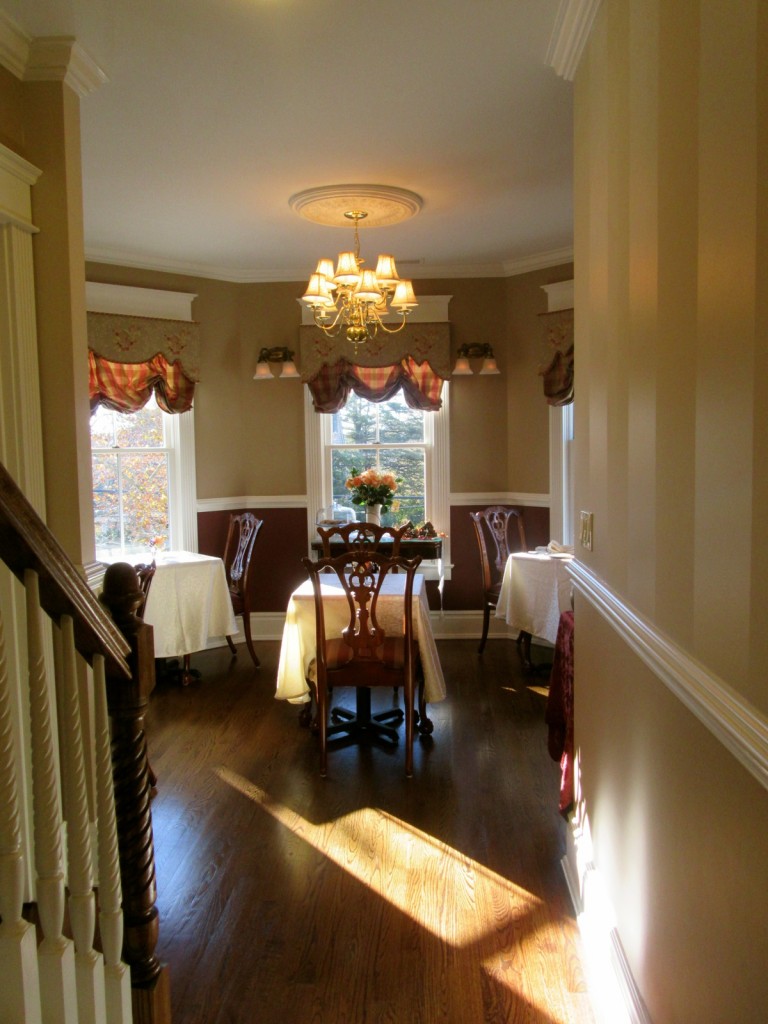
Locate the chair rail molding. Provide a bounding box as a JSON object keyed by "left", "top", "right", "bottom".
{"left": 569, "top": 560, "right": 768, "bottom": 793}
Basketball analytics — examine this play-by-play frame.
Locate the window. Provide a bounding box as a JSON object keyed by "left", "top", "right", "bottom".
{"left": 90, "top": 395, "right": 198, "bottom": 561}
{"left": 329, "top": 391, "right": 428, "bottom": 526}
{"left": 305, "top": 384, "right": 451, "bottom": 578}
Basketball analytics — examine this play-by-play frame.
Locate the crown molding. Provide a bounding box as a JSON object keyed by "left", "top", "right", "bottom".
{"left": 502, "top": 246, "right": 574, "bottom": 277}
{"left": 546, "top": 0, "right": 602, "bottom": 81}
{"left": 26, "top": 37, "right": 107, "bottom": 97}
{"left": 85, "top": 245, "right": 575, "bottom": 284}
{"left": 0, "top": 9, "right": 29, "bottom": 78}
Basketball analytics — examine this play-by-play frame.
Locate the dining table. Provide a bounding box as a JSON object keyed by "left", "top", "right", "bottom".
{"left": 141, "top": 550, "right": 237, "bottom": 674}
{"left": 275, "top": 572, "right": 447, "bottom": 710}
{"left": 495, "top": 550, "right": 574, "bottom": 670}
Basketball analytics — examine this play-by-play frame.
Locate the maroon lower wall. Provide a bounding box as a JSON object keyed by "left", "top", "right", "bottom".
{"left": 444, "top": 505, "right": 550, "bottom": 611}
{"left": 198, "top": 503, "right": 550, "bottom": 615}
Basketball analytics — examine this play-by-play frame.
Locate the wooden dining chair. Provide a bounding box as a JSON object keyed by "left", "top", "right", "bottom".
{"left": 301, "top": 549, "right": 422, "bottom": 778}
{"left": 469, "top": 505, "right": 527, "bottom": 654}
{"left": 316, "top": 522, "right": 408, "bottom": 561}
{"left": 223, "top": 511, "right": 264, "bottom": 669}
{"left": 133, "top": 560, "right": 156, "bottom": 618}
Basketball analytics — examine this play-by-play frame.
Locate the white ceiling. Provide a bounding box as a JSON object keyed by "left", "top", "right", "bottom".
{"left": 5, "top": 0, "right": 574, "bottom": 283}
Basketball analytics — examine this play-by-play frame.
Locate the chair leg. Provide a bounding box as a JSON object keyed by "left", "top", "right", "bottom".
{"left": 225, "top": 634, "right": 238, "bottom": 657}
{"left": 241, "top": 611, "right": 260, "bottom": 669}
{"left": 478, "top": 602, "right": 492, "bottom": 654}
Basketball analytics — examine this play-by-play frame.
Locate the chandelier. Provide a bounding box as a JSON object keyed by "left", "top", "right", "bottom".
{"left": 291, "top": 185, "right": 422, "bottom": 352}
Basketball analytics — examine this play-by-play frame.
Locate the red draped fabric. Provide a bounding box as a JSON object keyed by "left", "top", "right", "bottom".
{"left": 307, "top": 357, "right": 445, "bottom": 412}
{"left": 88, "top": 350, "right": 196, "bottom": 414}
{"left": 545, "top": 610, "right": 575, "bottom": 816}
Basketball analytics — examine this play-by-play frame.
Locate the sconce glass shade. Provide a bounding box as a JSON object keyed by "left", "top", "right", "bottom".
{"left": 279, "top": 359, "right": 300, "bottom": 378}
{"left": 452, "top": 356, "right": 472, "bottom": 376}
{"left": 253, "top": 361, "right": 273, "bottom": 380}
{"left": 478, "top": 357, "right": 500, "bottom": 375}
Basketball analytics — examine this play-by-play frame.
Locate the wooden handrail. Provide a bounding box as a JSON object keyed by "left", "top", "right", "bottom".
{"left": 0, "top": 460, "right": 130, "bottom": 678}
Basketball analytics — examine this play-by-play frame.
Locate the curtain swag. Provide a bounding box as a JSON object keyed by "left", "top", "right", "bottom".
{"left": 307, "top": 357, "right": 445, "bottom": 413}
{"left": 538, "top": 308, "right": 574, "bottom": 406}
{"left": 88, "top": 350, "right": 195, "bottom": 414}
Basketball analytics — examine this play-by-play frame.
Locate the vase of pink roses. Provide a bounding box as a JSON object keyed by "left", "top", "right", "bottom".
{"left": 345, "top": 467, "right": 401, "bottom": 526}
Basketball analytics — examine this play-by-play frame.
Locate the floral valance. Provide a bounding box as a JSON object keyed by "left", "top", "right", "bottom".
{"left": 87, "top": 311, "right": 201, "bottom": 381}
{"left": 538, "top": 308, "right": 574, "bottom": 406}
{"left": 299, "top": 322, "right": 452, "bottom": 380}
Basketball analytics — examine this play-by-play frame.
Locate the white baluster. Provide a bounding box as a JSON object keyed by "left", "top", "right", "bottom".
{"left": 0, "top": 602, "right": 43, "bottom": 1023}
{"left": 59, "top": 615, "right": 107, "bottom": 1023}
{"left": 93, "top": 654, "right": 132, "bottom": 1024}
{"left": 26, "top": 570, "right": 77, "bottom": 1022}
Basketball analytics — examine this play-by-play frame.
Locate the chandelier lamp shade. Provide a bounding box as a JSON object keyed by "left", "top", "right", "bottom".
{"left": 452, "top": 343, "right": 500, "bottom": 376}
{"left": 300, "top": 210, "right": 418, "bottom": 351}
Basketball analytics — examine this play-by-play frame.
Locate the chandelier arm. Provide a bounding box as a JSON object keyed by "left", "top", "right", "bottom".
{"left": 372, "top": 313, "right": 409, "bottom": 335}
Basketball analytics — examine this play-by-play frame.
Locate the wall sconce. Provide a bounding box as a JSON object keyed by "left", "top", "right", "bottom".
{"left": 452, "top": 343, "right": 500, "bottom": 376}
{"left": 253, "top": 346, "right": 300, "bottom": 380}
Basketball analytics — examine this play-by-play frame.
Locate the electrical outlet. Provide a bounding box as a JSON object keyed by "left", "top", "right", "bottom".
{"left": 579, "top": 511, "right": 594, "bottom": 551}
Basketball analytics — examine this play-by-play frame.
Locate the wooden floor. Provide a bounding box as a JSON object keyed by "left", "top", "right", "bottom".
{"left": 145, "top": 638, "right": 595, "bottom": 1024}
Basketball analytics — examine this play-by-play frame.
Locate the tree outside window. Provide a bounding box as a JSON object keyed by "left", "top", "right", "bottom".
{"left": 90, "top": 395, "right": 171, "bottom": 560}
{"left": 329, "top": 391, "right": 426, "bottom": 526}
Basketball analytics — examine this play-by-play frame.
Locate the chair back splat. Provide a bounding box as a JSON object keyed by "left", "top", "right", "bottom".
{"left": 223, "top": 512, "right": 264, "bottom": 668}
{"left": 316, "top": 522, "right": 407, "bottom": 563}
{"left": 301, "top": 550, "right": 422, "bottom": 778}
{"left": 469, "top": 505, "right": 527, "bottom": 654}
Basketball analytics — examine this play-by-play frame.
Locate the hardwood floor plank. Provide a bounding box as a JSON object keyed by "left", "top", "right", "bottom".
{"left": 144, "top": 639, "right": 595, "bottom": 1024}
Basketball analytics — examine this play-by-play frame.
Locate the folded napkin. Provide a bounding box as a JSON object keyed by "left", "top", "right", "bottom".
{"left": 547, "top": 540, "right": 574, "bottom": 555}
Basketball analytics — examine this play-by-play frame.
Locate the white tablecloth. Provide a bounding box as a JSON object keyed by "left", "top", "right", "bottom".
{"left": 495, "top": 552, "right": 574, "bottom": 645}
{"left": 142, "top": 551, "right": 237, "bottom": 658}
{"left": 275, "top": 574, "right": 447, "bottom": 705}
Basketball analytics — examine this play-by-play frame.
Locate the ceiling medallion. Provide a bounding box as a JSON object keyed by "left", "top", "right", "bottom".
{"left": 290, "top": 185, "right": 423, "bottom": 352}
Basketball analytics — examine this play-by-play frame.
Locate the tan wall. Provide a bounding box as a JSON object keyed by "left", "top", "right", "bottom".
{"left": 86, "top": 263, "right": 571, "bottom": 499}
{"left": 575, "top": 1, "right": 768, "bottom": 1018}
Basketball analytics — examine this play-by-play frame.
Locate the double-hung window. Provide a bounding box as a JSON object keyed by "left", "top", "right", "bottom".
{"left": 305, "top": 385, "right": 451, "bottom": 577}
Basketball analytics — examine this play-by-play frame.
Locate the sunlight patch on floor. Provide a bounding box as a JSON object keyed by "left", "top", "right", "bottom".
{"left": 216, "top": 765, "right": 542, "bottom": 949}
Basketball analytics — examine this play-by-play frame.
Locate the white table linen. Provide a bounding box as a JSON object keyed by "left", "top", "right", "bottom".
{"left": 495, "top": 552, "right": 574, "bottom": 645}
{"left": 276, "top": 573, "right": 447, "bottom": 705}
{"left": 142, "top": 550, "right": 237, "bottom": 659}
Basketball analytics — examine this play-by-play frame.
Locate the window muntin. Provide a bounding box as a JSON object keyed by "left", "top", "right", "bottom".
{"left": 90, "top": 395, "right": 172, "bottom": 560}
{"left": 328, "top": 392, "right": 427, "bottom": 526}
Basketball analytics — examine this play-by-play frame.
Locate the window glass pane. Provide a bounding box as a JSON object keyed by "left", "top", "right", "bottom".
{"left": 92, "top": 453, "right": 120, "bottom": 556}
{"left": 332, "top": 394, "right": 377, "bottom": 444}
{"left": 113, "top": 399, "right": 165, "bottom": 449}
{"left": 121, "top": 453, "right": 170, "bottom": 553}
{"left": 90, "top": 405, "right": 117, "bottom": 449}
{"left": 378, "top": 391, "right": 424, "bottom": 443}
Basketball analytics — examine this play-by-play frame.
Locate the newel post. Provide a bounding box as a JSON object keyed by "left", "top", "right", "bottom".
{"left": 100, "top": 563, "right": 171, "bottom": 1024}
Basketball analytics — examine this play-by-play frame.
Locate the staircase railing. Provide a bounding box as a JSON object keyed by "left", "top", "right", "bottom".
{"left": 0, "top": 460, "right": 170, "bottom": 1024}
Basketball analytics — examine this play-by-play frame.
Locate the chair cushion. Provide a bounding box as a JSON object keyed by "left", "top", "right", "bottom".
{"left": 325, "top": 636, "right": 405, "bottom": 671}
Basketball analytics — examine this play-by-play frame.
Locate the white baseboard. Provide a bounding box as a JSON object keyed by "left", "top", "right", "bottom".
{"left": 562, "top": 813, "right": 653, "bottom": 1024}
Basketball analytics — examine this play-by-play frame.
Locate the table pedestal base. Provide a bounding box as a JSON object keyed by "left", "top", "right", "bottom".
{"left": 328, "top": 688, "right": 404, "bottom": 747}
{"left": 516, "top": 631, "right": 553, "bottom": 677}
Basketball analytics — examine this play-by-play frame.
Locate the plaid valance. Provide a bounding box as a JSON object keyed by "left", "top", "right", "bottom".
{"left": 88, "top": 350, "right": 195, "bottom": 414}
{"left": 307, "top": 357, "right": 445, "bottom": 413}
{"left": 539, "top": 308, "right": 574, "bottom": 406}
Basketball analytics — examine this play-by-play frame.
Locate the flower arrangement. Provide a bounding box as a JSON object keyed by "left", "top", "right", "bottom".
{"left": 345, "top": 467, "right": 401, "bottom": 513}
